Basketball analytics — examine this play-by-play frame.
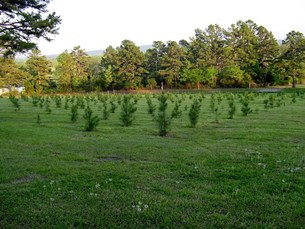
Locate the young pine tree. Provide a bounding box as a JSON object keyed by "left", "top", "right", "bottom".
{"left": 227, "top": 93, "right": 236, "bottom": 119}
{"left": 70, "top": 104, "right": 78, "bottom": 123}
{"left": 109, "top": 98, "right": 117, "bottom": 113}
{"left": 83, "top": 106, "right": 100, "bottom": 131}
{"left": 119, "top": 96, "right": 137, "bottom": 127}
{"left": 9, "top": 95, "right": 21, "bottom": 111}
{"left": 240, "top": 94, "right": 252, "bottom": 116}
{"left": 188, "top": 98, "right": 201, "bottom": 127}
{"left": 45, "top": 97, "right": 52, "bottom": 114}
{"left": 102, "top": 101, "right": 110, "bottom": 120}
{"left": 171, "top": 100, "right": 182, "bottom": 119}
{"left": 146, "top": 95, "right": 156, "bottom": 117}
{"left": 156, "top": 93, "right": 171, "bottom": 136}
{"left": 210, "top": 93, "right": 222, "bottom": 123}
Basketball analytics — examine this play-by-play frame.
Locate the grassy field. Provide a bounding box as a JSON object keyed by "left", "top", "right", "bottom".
{"left": 0, "top": 91, "right": 305, "bottom": 228}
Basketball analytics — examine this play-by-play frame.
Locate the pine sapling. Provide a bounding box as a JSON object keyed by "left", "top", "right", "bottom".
{"left": 227, "top": 94, "right": 236, "bottom": 119}
{"left": 55, "top": 96, "right": 62, "bottom": 108}
{"left": 171, "top": 100, "right": 182, "bottom": 119}
{"left": 210, "top": 94, "right": 222, "bottom": 123}
{"left": 45, "top": 98, "right": 52, "bottom": 114}
{"left": 70, "top": 104, "right": 78, "bottom": 123}
{"left": 188, "top": 98, "right": 201, "bottom": 127}
{"left": 109, "top": 99, "right": 117, "bottom": 113}
{"left": 39, "top": 97, "right": 44, "bottom": 108}
{"left": 264, "top": 94, "right": 275, "bottom": 109}
{"left": 102, "top": 101, "right": 110, "bottom": 120}
{"left": 32, "top": 96, "right": 40, "bottom": 107}
{"left": 9, "top": 95, "right": 20, "bottom": 111}
{"left": 64, "top": 96, "right": 70, "bottom": 109}
{"left": 240, "top": 95, "right": 252, "bottom": 116}
{"left": 291, "top": 93, "right": 297, "bottom": 103}
{"left": 146, "top": 96, "right": 156, "bottom": 117}
{"left": 156, "top": 93, "right": 171, "bottom": 136}
{"left": 21, "top": 94, "right": 28, "bottom": 102}
{"left": 119, "top": 96, "right": 137, "bottom": 127}
{"left": 83, "top": 106, "right": 100, "bottom": 131}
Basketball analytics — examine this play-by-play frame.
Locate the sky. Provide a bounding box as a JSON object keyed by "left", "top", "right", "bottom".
{"left": 36, "top": 0, "right": 305, "bottom": 55}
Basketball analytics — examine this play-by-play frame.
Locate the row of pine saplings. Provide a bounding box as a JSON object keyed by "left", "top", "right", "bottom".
{"left": 8, "top": 92, "right": 299, "bottom": 136}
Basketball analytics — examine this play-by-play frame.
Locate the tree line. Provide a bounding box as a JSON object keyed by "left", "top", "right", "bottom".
{"left": 1, "top": 20, "right": 305, "bottom": 93}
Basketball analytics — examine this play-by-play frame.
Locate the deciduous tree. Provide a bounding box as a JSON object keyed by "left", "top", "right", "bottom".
{"left": 0, "top": 57, "right": 27, "bottom": 87}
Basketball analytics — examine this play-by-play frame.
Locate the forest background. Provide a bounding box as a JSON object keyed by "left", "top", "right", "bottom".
{"left": 1, "top": 19, "right": 305, "bottom": 93}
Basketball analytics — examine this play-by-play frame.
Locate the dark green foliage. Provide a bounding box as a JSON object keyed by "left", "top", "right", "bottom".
{"left": 210, "top": 94, "right": 223, "bottom": 123}
{"left": 77, "top": 96, "right": 85, "bottom": 109}
{"left": 171, "top": 100, "right": 182, "bottom": 119}
{"left": 109, "top": 98, "right": 117, "bottom": 113}
{"left": 70, "top": 104, "right": 78, "bottom": 123}
{"left": 64, "top": 97, "right": 70, "bottom": 109}
{"left": 117, "top": 96, "right": 122, "bottom": 105}
{"left": 184, "top": 104, "right": 188, "bottom": 111}
{"left": 102, "top": 102, "right": 110, "bottom": 120}
{"left": 291, "top": 93, "right": 297, "bottom": 103}
{"left": 264, "top": 94, "right": 275, "bottom": 109}
{"left": 45, "top": 97, "right": 51, "bottom": 114}
{"left": 133, "top": 94, "right": 141, "bottom": 104}
{"left": 9, "top": 95, "right": 20, "bottom": 111}
{"left": 83, "top": 106, "right": 100, "bottom": 131}
{"left": 21, "top": 94, "right": 28, "bottom": 102}
{"left": 156, "top": 93, "right": 171, "bottom": 136}
{"left": 32, "top": 96, "right": 40, "bottom": 107}
{"left": 39, "top": 97, "right": 44, "bottom": 108}
{"left": 276, "top": 93, "right": 286, "bottom": 107}
{"left": 227, "top": 93, "right": 236, "bottom": 119}
{"left": 188, "top": 98, "right": 201, "bottom": 127}
{"left": 0, "top": 0, "right": 61, "bottom": 56}
{"left": 240, "top": 94, "right": 252, "bottom": 116}
{"left": 119, "top": 96, "right": 137, "bottom": 127}
{"left": 54, "top": 96, "right": 62, "bottom": 108}
{"left": 36, "top": 113, "right": 41, "bottom": 125}
{"left": 146, "top": 95, "right": 156, "bottom": 117}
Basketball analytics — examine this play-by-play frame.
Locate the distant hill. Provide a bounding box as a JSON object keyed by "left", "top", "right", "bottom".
{"left": 16, "top": 45, "right": 153, "bottom": 61}
{"left": 44, "top": 50, "right": 104, "bottom": 60}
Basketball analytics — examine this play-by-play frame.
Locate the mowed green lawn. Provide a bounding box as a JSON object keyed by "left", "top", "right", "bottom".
{"left": 0, "top": 91, "right": 304, "bottom": 228}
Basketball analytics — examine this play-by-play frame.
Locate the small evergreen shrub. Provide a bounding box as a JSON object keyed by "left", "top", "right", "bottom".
{"left": 54, "top": 96, "right": 62, "bottom": 108}
{"left": 83, "top": 106, "right": 100, "bottom": 131}
{"left": 146, "top": 95, "right": 156, "bottom": 117}
{"left": 171, "top": 100, "right": 182, "bottom": 119}
{"left": 119, "top": 96, "right": 137, "bottom": 127}
{"left": 9, "top": 95, "right": 20, "bottom": 111}
{"left": 240, "top": 94, "right": 252, "bottom": 116}
{"left": 227, "top": 93, "right": 236, "bottom": 119}
{"left": 32, "top": 96, "right": 40, "bottom": 107}
{"left": 156, "top": 93, "right": 171, "bottom": 136}
{"left": 70, "top": 104, "right": 78, "bottom": 123}
{"left": 210, "top": 93, "right": 223, "bottom": 123}
{"left": 109, "top": 98, "right": 117, "bottom": 113}
{"left": 188, "top": 98, "right": 201, "bottom": 127}
{"left": 102, "top": 101, "right": 110, "bottom": 120}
